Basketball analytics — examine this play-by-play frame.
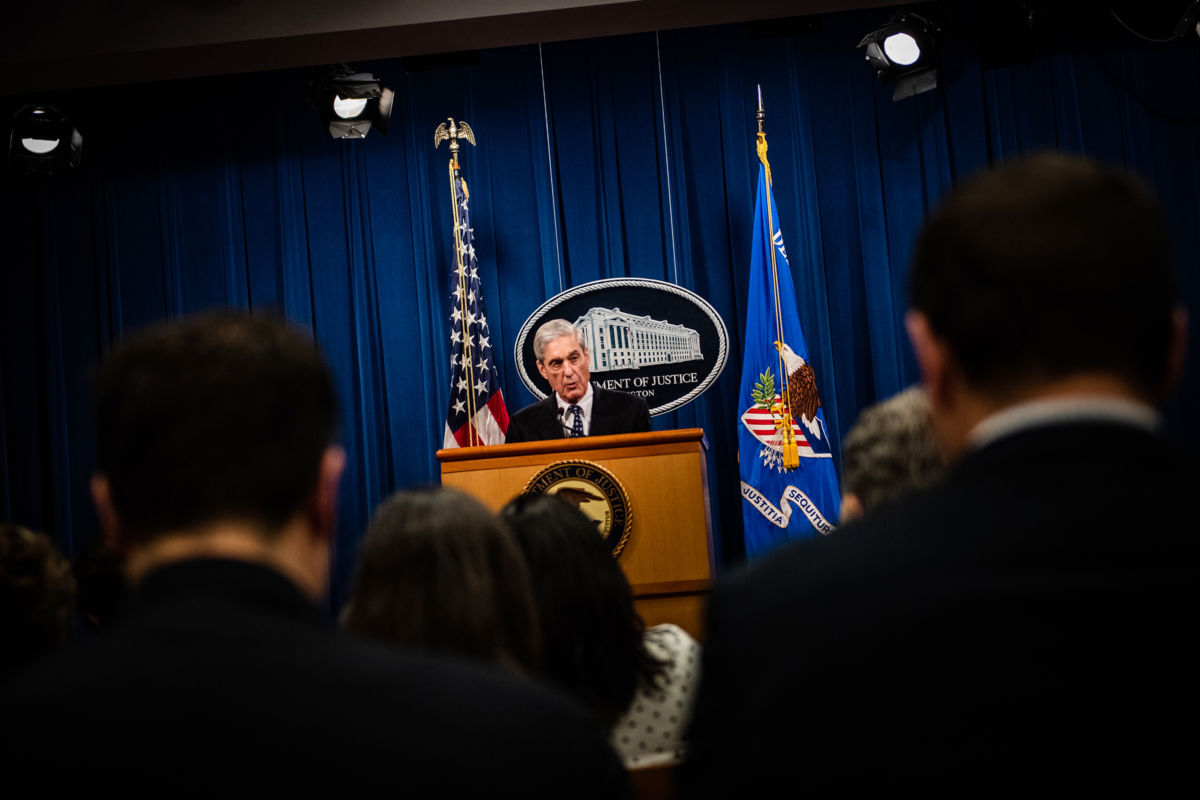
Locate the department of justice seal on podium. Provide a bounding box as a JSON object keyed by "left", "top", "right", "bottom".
{"left": 521, "top": 460, "right": 633, "bottom": 557}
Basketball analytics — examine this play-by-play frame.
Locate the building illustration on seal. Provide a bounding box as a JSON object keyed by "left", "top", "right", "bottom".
{"left": 573, "top": 307, "right": 703, "bottom": 373}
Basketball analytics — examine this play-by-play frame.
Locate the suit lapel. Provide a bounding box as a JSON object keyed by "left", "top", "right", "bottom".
{"left": 589, "top": 386, "right": 612, "bottom": 436}
{"left": 541, "top": 396, "right": 565, "bottom": 439}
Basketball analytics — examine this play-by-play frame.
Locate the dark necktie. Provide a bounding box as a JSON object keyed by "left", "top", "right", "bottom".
{"left": 568, "top": 404, "right": 584, "bottom": 438}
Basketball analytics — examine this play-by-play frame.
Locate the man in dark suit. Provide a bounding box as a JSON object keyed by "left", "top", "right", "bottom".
{"left": 0, "top": 312, "right": 630, "bottom": 795}
{"left": 681, "top": 155, "right": 1197, "bottom": 794}
{"left": 506, "top": 318, "right": 651, "bottom": 443}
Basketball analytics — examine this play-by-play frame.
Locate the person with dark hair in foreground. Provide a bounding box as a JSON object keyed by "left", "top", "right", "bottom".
{"left": 682, "top": 154, "right": 1198, "bottom": 794}
{"left": 342, "top": 486, "right": 541, "bottom": 673}
{"left": 0, "top": 311, "right": 630, "bottom": 796}
{"left": 502, "top": 493, "right": 701, "bottom": 769}
{"left": 0, "top": 524, "right": 76, "bottom": 680}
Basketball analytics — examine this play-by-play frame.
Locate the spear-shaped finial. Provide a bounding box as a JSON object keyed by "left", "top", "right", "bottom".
{"left": 756, "top": 84, "right": 765, "bottom": 134}
{"left": 433, "top": 118, "right": 477, "bottom": 170}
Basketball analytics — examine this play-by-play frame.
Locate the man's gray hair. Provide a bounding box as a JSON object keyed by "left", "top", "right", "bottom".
{"left": 842, "top": 386, "right": 944, "bottom": 513}
{"left": 533, "top": 319, "right": 585, "bottom": 362}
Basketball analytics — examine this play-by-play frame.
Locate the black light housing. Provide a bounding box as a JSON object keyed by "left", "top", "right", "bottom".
{"left": 1172, "top": 0, "right": 1200, "bottom": 37}
{"left": 305, "top": 66, "right": 394, "bottom": 139}
{"left": 9, "top": 105, "right": 83, "bottom": 175}
{"left": 858, "top": 12, "right": 939, "bottom": 101}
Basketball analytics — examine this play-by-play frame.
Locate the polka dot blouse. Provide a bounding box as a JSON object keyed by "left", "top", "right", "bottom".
{"left": 610, "top": 623, "right": 701, "bottom": 768}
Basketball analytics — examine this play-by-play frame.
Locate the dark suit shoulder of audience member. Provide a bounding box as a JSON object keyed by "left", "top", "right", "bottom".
{"left": 342, "top": 485, "right": 541, "bottom": 673}
{"left": 73, "top": 536, "right": 126, "bottom": 633}
{"left": 681, "top": 154, "right": 1200, "bottom": 795}
{"left": 4, "top": 557, "right": 629, "bottom": 793}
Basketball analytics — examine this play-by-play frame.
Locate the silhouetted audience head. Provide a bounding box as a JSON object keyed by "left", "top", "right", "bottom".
{"left": 840, "top": 385, "right": 944, "bottom": 522}
{"left": 500, "top": 492, "right": 663, "bottom": 728}
{"left": 343, "top": 487, "right": 540, "bottom": 672}
{"left": 93, "top": 310, "right": 338, "bottom": 547}
{"left": 73, "top": 537, "right": 125, "bottom": 631}
{"left": 911, "top": 153, "right": 1177, "bottom": 397}
{"left": 1, "top": 524, "right": 76, "bottom": 677}
{"left": 906, "top": 153, "right": 1184, "bottom": 455}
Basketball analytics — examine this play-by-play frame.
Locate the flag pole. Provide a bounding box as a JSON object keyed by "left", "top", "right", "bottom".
{"left": 436, "top": 118, "right": 480, "bottom": 445}
{"left": 754, "top": 86, "right": 799, "bottom": 469}
{"left": 449, "top": 156, "right": 478, "bottom": 447}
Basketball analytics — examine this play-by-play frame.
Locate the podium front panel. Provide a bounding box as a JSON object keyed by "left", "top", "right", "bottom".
{"left": 438, "top": 430, "right": 713, "bottom": 640}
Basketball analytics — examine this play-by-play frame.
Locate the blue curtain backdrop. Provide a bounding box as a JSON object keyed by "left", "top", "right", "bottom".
{"left": 3, "top": 8, "right": 1198, "bottom": 612}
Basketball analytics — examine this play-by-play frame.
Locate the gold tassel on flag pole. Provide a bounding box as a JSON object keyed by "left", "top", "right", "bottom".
{"left": 435, "top": 118, "right": 479, "bottom": 445}
{"left": 755, "top": 86, "right": 799, "bottom": 470}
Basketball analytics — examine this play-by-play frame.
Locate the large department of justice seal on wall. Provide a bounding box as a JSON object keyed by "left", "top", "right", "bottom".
{"left": 521, "top": 460, "right": 633, "bottom": 557}
{"left": 514, "top": 278, "right": 729, "bottom": 415}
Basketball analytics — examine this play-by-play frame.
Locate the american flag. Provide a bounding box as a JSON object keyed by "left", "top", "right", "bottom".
{"left": 443, "top": 173, "right": 510, "bottom": 447}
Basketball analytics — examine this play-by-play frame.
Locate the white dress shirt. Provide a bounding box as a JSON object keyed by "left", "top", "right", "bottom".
{"left": 968, "top": 395, "right": 1160, "bottom": 451}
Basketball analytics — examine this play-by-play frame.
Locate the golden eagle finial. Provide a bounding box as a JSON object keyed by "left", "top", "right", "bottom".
{"left": 434, "top": 118, "right": 476, "bottom": 150}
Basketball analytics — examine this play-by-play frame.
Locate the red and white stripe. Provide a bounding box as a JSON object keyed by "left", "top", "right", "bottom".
{"left": 741, "top": 398, "right": 816, "bottom": 455}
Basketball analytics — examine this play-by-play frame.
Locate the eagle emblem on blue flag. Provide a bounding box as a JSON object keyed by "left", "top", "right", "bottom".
{"left": 740, "top": 342, "right": 830, "bottom": 471}
{"left": 736, "top": 129, "right": 841, "bottom": 559}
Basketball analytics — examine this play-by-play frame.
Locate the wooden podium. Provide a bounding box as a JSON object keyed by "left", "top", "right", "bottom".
{"left": 437, "top": 429, "right": 714, "bottom": 640}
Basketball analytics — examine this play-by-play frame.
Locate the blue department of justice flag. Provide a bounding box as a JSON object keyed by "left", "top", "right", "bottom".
{"left": 443, "top": 174, "right": 510, "bottom": 447}
{"left": 737, "top": 154, "right": 840, "bottom": 559}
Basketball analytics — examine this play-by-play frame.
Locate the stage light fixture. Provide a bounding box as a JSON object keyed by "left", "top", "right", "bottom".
{"left": 1109, "top": 0, "right": 1200, "bottom": 42}
{"left": 8, "top": 105, "right": 82, "bottom": 175}
{"left": 858, "top": 12, "right": 939, "bottom": 101}
{"left": 305, "top": 66, "right": 394, "bottom": 140}
{"left": 1172, "top": 0, "right": 1200, "bottom": 37}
